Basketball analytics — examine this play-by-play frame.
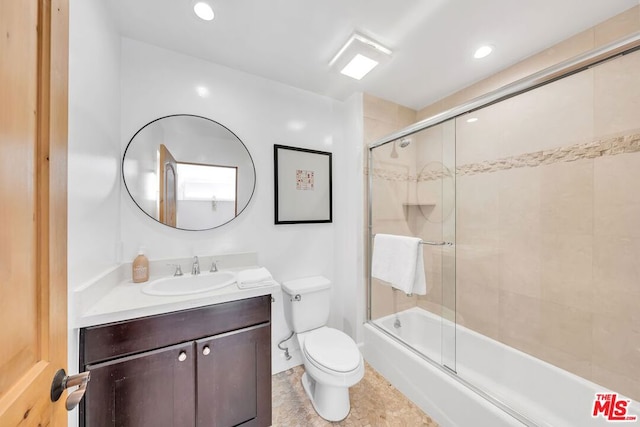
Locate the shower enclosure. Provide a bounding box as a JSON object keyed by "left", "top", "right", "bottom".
{"left": 366, "top": 33, "right": 640, "bottom": 426}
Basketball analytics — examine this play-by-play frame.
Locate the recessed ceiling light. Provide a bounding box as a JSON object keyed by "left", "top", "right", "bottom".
{"left": 193, "top": 2, "right": 214, "bottom": 21}
{"left": 466, "top": 117, "right": 478, "bottom": 123}
{"left": 196, "top": 86, "right": 209, "bottom": 97}
{"left": 473, "top": 45, "right": 493, "bottom": 59}
{"left": 330, "top": 33, "right": 392, "bottom": 80}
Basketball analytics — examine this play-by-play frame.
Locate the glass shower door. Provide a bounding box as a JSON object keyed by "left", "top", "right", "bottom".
{"left": 369, "top": 118, "right": 456, "bottom": 371}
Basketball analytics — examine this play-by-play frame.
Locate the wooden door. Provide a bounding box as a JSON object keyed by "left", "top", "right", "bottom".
{"left": 195, "top": 324, "right": 271, "bottom": 427}
{"left": 83, "top": 343, "right": 196, "bottom": 427}
{"left": 159, "top": 144, "right": 177, "bottom": 227}
{"left": 0, "top": 0, "right": 69, "bottom": 425}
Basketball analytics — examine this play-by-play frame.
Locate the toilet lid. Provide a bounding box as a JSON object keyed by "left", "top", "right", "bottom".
{"left": 304, "top": 328, "right": 361, "bottom": 373}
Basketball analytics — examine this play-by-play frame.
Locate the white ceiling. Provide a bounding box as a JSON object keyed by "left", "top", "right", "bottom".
{"left": 107, "top": 0, "right": 638, "bottom": 110}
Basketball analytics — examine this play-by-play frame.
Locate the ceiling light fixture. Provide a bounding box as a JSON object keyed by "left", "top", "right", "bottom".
{"left": 330, "top": 33, "right": 392, "bottom": 80}
{"left": 196, "top": 85, "right": 210, "bottom": 97}
{"left": 473, "top": 45, "right": 493, "bottom": 59}
{"left": 193, "top": 2, "right": 214, "bottom": 21}
{"left": 466, "top": 117, "right": 478, "bottom": 123}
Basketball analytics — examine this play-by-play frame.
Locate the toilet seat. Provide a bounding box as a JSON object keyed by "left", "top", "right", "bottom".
{"left": 303, "top": 328, "right": 361, "bottom": 373}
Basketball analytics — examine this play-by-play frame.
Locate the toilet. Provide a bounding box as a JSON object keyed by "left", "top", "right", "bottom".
{"left": 281, "top": 276, "right": 364, "bottom": 422}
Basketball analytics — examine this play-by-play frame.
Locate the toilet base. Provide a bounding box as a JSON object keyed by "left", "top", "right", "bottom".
{"left": 301, "top": 372, "right": 351, "bottom": 422}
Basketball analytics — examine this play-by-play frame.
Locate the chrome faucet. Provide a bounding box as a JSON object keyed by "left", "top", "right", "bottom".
{"left": 191, "top": 256, "right": 200, "bottom": 275}
{"left": 167, "top": 263, "right": 183, "bottom": 276}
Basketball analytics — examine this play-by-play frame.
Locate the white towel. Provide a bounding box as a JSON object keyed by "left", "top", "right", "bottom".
{"left": 237, "top": 267, "right": 273, "bottom": 286}
{"left": 237, "top": 279, "right": 278, "bottom": 289}
{"left": 371, "top": 234, "right": 428, "bottom": 295}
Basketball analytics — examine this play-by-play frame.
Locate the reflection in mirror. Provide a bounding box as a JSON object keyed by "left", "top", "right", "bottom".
{"left": 123, "top": 115, "right": 255, "bottom": 230}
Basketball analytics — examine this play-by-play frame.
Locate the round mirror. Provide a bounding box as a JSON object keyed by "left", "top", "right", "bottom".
{"left": 122, "top": 114, "right": 256, "bottom": 230}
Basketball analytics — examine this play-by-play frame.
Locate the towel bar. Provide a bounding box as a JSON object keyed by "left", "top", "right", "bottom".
{"left": 372, "top": 234, "right": 453, "bottom": 247}
{"left": 421, "top": 240, "right": 454, "bottom": 246}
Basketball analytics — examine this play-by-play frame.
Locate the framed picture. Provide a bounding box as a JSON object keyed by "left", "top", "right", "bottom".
{"left": 274, "top": 144, "right": 332, "bottom": 224}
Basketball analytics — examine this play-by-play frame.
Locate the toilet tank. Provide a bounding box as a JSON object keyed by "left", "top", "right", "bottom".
{"left": 281, "top": 276, "right": 331, "bottom": 333}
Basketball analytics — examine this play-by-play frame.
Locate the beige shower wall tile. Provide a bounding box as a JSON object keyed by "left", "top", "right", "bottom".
{"left": 364, "top": 93, "right": 400, "bottom": 123}
{"left": 593, "top": 236, "right": 640, "bottom": 334}
{"left": 592, "top": 313, "right": 640, "bottom": 383}
{"left": 541, "top": 233, "right": 594, "bottom": 311}
{"left": 594, "top": 49, "right": 640, "bottom": 137}
{"left": 491, "top": 30, "right": 595, "bottom": 91}
{"left": 441, "top": 247, "right": 456, "bottom": 310}
{"left": 499, "top": 231, "right": 541, "bottom": 300}
{"left": 371, "top": 178, "right": 409, "bottom": 223}
{"left": 415, "top": 124, "right": 444, "bottom": 162}
{"left": 592, "top": 364, "right": 640, "bottom": 402}
{"left": 364, "top": 117, "right": 401, "bottom": 145}
{"left": 456, "top": 70, "right": 594, "bottom": 165}
{"left": 499, "top": 291, "right": 543, "bottom": 352}
{"left": 363, "top": 93, "right": 416, "bottom": 126}
{"left": 456, "top": 276, "right": 500, "bottom": 341}
{"left": 422, "top": 247, "right": 443, "bottom": 306}
{"left": 456, "top": 229, "right": 501, "bottom": 340}
{"left": 594, "top": 5, "right": 640, "bottom": 47}
{"left": 414, "top": 219, "right": 444, "bottom": 243}
{"left": 594, "top": 152, "right": 640, "bottom": 239}
{"left": 540, "top": 159, "right": 594, "bottom": 234}
{"left": 370, "top": 280, "right": 394, "bottom": 319}
{"left": 537, "top": 345, "right": 592, "bottom": 381}
{"left": 370, "top": 280, "right": 417, "bottom": 319}
{"left": 502, "top": 70, "right": 594, "bottom": 158}
{"left": 417, "top": 298, "right": 443, "bottom": 317}
{"left": 541, "top": 301, "right": 592, "bottom": 360}
{"left": 455, "top": 105, "right": 505, "bottom": 165}
{"left": 457, "top": 173, "right": 500, "bottom": 231}
{"left": 497, "top": 167, "right": 541, "bottom": 233}
{"left": 398, "top": 105, "right": 418, "bottom": 127}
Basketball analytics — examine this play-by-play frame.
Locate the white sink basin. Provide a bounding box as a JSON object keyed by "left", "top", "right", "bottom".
{"left": 141, "top": 271, "right": 237, "bottom": 296}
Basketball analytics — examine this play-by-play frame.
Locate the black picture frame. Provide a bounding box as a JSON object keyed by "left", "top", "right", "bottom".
{"left": 274, "top": 144, "right": 332, "bottom": 224}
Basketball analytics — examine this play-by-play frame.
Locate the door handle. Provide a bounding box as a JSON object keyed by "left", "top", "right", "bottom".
{"left": 51, "top": 369, "right": 91, "bottom": 411}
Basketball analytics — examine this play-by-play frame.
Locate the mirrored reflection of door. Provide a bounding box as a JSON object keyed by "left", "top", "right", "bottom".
{"left": 159, "top": 144, "right": 177, "bottom": 227}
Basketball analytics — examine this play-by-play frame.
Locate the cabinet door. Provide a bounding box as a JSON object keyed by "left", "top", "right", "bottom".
{"left": 196, "top": 323, "right": 271, "bottom": 427}
{"left": 83, "top": 342, "right": 196, "bottom": 427}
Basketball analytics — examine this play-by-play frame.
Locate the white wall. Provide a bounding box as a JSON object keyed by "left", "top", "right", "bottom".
{"left": 332, "top": 93, "right": 366, "bottom": 343}
{"left": 68, "top": 1, "right": 121, "bottom": 425}
{"left": 120, "top": 37, "right": 341, "bottom": 283}
{"left": 68, "top": 0, "right": 121, "bottom": 291}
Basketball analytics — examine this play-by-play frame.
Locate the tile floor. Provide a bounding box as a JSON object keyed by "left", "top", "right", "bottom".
{"left": 272, "top": 363, "right": 438, "bottom": 426}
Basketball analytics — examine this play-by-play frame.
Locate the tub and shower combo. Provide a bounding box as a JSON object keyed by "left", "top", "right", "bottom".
{"left": 363, "top": 33, "right": 640, "bottom": 426}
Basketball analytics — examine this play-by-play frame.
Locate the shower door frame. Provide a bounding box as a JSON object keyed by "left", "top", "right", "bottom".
{"left": 366, "top": 31, "right": 640, "bottom": 427}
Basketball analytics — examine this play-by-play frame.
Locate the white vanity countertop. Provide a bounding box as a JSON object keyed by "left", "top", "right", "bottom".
{"left": 74, "top": 268, "right": 279, "bottom": 328}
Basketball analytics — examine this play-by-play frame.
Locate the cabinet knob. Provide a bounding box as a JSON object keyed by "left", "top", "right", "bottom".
{"left": 178, "top": 351, "right": 187, "bottom": 362}
{"left": 202, "top": 346, "right": 211, "bottom": 356}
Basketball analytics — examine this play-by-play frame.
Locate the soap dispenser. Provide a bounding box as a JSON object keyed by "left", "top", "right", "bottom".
{"left": 132, "top": 248, "right": 149, "bottom": 283}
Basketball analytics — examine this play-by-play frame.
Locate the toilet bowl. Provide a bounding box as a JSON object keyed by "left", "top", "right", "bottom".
{"left": 282, "top": 276, "right": 364, "bottom": 422}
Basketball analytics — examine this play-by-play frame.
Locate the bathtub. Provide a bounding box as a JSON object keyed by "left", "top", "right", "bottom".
{"left": 363, "top": 307, "right": 640, "bottom": 427}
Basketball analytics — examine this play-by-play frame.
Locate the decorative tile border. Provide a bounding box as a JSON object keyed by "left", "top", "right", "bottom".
{"left": 457, "top": 132, "right": 640, "bottom": 176}
{"left": 366, "top": 167, "right": 451, "bottom": 182}
{"left": 367, "top": 132, "right": 640, "bottom": 181}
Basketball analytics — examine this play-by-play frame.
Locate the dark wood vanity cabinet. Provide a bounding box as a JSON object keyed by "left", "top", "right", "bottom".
{"left": 79, "top": 296, "right": 271, "bottom": 427}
